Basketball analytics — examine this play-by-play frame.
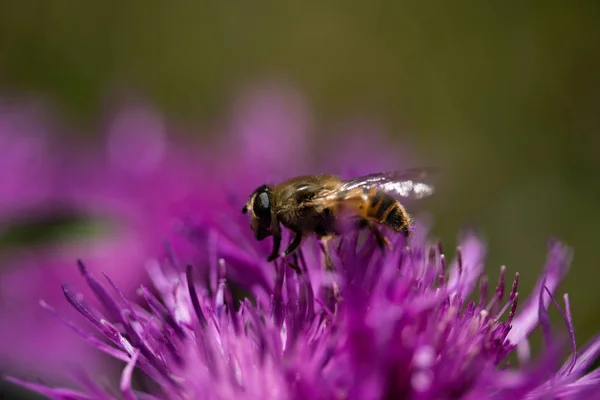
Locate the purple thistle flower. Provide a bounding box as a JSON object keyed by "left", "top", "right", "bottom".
{"left": 0, "top": 84, "right": 412, "bottom": 383}
{"left": 7, "top": 217, "right": 600, "bottom": 399}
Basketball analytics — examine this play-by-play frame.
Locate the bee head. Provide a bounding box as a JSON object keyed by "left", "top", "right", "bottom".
{"left": 242, "top": 184, "right": 273, "bottom": 240}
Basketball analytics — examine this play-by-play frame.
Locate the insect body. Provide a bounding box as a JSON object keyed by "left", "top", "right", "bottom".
{"left": 242, "top": 168, "right": 435, "bottom": 262}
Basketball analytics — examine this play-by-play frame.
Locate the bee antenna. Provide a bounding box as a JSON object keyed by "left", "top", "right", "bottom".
{"left": 242, "top": 205, "right": 248, "bottom": 214}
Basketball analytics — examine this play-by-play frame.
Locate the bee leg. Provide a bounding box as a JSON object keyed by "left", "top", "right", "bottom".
{"left": 267, "top": 233, "right": 282, "bottom": 262}
{"left": 319, "top": 235, "right": 342, "bottom": 309}
{"left": 319, "top": 235, "right": 335, "bottom": 271}
{"left": 368, "top": 222, "right": 391, "bottom": 250}
{"left": 283, "top": 253, "right": 302, "bottom": 275}
{"left": 284, "top": 229, "right": 303, "bottom": 256}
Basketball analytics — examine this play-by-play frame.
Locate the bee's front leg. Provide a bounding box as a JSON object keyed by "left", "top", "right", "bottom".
{"left": 284, "top": 228, "right": 303, "bottom": 256}
{"left": 267, "top": 234, "right": 282, "bottom": 262}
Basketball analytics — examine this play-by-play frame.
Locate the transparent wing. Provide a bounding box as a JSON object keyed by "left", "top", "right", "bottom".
{"left": 339, "top": 167, "right": 437, "bottom": 200}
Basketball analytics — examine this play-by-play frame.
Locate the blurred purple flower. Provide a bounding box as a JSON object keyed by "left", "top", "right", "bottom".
{"left": 0, "top": 233, "right": 148, "bottom": 381}
{"left": 0, "top": 101, "right": 63, "bottom": 219}
{"left": 0, "top": 84, "right": 412, "bottom": 382}
{"left": 0, "top": 101, "right": 112, "bottom": 381}
{"left": 8, "top": 216, "right": 600, "bottom": 399}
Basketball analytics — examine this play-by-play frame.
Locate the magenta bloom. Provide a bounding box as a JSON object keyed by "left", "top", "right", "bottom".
{"left": 0, "top": 84, "right": 412, "bottom": 382}
{"left": 8, "top": 215, "right": 600, "bottom": 399}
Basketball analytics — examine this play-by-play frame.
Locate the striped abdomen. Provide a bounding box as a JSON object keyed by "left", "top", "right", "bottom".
{"left": 363, "top": 188, "right": 411, "bottom": 235}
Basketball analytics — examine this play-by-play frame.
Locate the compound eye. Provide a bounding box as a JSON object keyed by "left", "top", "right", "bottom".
{"left": 253, "top": 192, "right": 271, "bottom": 218}
{"left": 252, "top": 191, "right": 272, "bottom": 230}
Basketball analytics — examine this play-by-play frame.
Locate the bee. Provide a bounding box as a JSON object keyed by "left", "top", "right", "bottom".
{"left": 242, "top": 168, "right": 435, "bottom": 262}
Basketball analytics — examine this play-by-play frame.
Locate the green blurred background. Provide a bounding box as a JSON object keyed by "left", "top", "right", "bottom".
{"left": 0, "top": 1, "right": 599, "bottom": 397}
